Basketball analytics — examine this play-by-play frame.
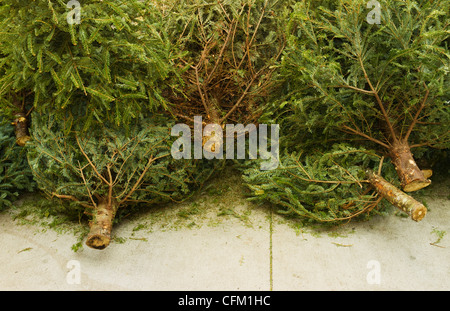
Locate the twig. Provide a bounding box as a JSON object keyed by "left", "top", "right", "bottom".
{"left": 51, "top": 193, "right": 92, "bottom": 209}
{"left": 341, "top": 125, "right": 390, "bottom": 149}
{"left": 410, "top": 133, "right": 450, "bottom": 148}
{"left": 106, "top": 165, "right": 113, "bottom": 207}
{"left": 205, "top": 19, "right": 236, "bottom": 84}
{"left": 119, "top": 154, "right": 168, "bottom": 205}
{"left": 334, "top": 84, "right": 375, "bottom": 95}
{"left": 430, "top": 242, "right": 446, "bottom": 248}
{"left": 377, "top": 156, "right": 384, "bottom": 176}
{"left": 174, "top": 113, "right": 207, "bottom": 126}
{"left": 235, "top": 0, "right": 268, "bottom": 72}
{"left": 219, "top": 75, "right": 256, "bottom": 123}
{"left": 403, "top": 84, "right": 429, "bottom": 142}
{"left": 78, "top": 162, "right": 97, "bottom": 208}
{"left": 217, "top": 0, "right": 231, "bottom": 23}
{"left": 194, "top": 65, "right": 211, "bottom": 117}
{"left": 76, "top": 135, "right": 109, "bottom": 185}
{"left": 358, "top": 54, "right": 398, "bottom": 143}
{"left": 25, "top": 106, "right": 34, "bottom": 117}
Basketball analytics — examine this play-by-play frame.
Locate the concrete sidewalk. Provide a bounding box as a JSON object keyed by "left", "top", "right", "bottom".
{"left": 1, "top": 172, "right": 449, "bottom": 291}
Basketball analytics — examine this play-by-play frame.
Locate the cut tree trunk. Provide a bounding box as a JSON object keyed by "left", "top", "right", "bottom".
{"left": 366, "top": 170, "right": 427, "bottom": 221}
{"left": 13, "top": 113, "right": 31, "bottom": 146}
{"left": 86, "top": 198, "right": 119, "bottom": 250}
{"left": 388, "top": 140, "right": 431, "bottom": 192}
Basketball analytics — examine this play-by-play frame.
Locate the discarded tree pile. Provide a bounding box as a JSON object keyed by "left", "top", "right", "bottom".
{"left": 0, "top": 0, "right": 216, "bottom": 249}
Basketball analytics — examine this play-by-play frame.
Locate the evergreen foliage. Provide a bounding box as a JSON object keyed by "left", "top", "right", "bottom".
{"left": 243, "top": 0, "right": 449, "bottom": 222}
{"left": 0, "top": 0, "right": 176, "bottom": 128}
{"left": 27, "top": 112, "right": 215, "bottom": 212}
{"left": 27, "top": 111, "right": 217, "bottom": 247}
{"left": 243, "top": 143, "right": 399, "bottom": 223}
{"left": 278, "top": 0, "right": 449, "bottom": 154}
{"left": 0, "top": 117, "right": 35, "bottom": 209}
{"left": 1, "top": 0, "right": 448, "bottom": 232}
{"left": 157, "top": 0, "right": 290, "bottom": 127}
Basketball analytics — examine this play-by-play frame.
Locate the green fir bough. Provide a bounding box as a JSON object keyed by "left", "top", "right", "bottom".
{"left": 0, "top": 0, "right": 177, "bottom": 131}
{"left": 158, "top": 0, "right": 288, "bottom": 131}
{"left": 276, "top": 0, "right": 449, "bottom": 190}
{"left": 244, "top": 0, "right": 448, "bottom": 223}
{"left": 0, "top": 118, "right": 35, "bottom": 209}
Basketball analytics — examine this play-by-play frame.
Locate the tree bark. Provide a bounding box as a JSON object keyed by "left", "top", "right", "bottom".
{"left": 86, "top": 198, "right": 118, "bottom": 250}
{"left": 366, "top": 170, "right": 427, "bottom": 222}
{"left": 13, "top": 113, "right": 31, "bottom": 146}
{"left": 388, "top": 140, "right": 431, "bottom": 192}
{"left": 202, "top": 105, "right": 224, "bottom": 153}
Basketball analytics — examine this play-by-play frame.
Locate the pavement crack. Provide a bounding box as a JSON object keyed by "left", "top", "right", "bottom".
{"left": 269, "top": 206, "right": 273, "bottom": 291}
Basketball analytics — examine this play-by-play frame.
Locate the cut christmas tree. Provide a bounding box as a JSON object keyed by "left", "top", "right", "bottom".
{"left": 277, "top": 0, "right": 449, "bottom": 192}
{"left": 0, "top": 0, "right": 177, "bottom": 137}
{"left": 243, "top": 144, "right": 427, "bottom": 223}
{"left": 243, "top": 0, "right": 449, "bottom": 223}
{"left": 0, "top": 1, "right": 214, "bottom": 249}
{"left": 27, "top": 112, "right": 216, "bottom": 249}
{"left": 157, "top": 0, "right": 288, "bottom": 152}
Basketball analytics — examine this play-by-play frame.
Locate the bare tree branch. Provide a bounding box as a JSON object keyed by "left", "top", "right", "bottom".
{"left": 403, "top": 84, "right": 429, "bottom": 142}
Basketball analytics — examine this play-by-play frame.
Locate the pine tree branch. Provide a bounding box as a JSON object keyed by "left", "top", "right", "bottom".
{"left": 333, "top": 84, "right": 375, "bottom": 95}
{"left": 194, "top": 65, "right": 211, "bottom": 118}
{"left": 331, "top": 158, "right": 363, "bottom": 188}
{"left": 231, "top": 4, "right": 247, "bottom": 68}
{"left": 78, "top": 162, "right": 97, "bottom": 208}
{"left": 219, "top": 74, "right": 256, "bottom": 124}
{"left": 282, "top": 168, "right": 362, "bottom": 185}
{"left": 118, "top": 154, "right": 168, "bottom": 205}
{"left": 76, "top": 135, "right": 109, "bottom": 185}
{"left": 403, "top": 84, "right": 429, "bottom": 143}
{"left": 217, "top": 0, "right": 231, "bottom": 23}
{"left": 357, "top": 54, "right": 398, "bottom": 143}
{"left": 311, "top": 81, "right": 363, "bottom": 134}
{"left": 341, "top": 125, "right": 390, "bottom": 149}
{"left": 205, "top": 19, "right": 236, "bottom": 85}
{"left": 107, "top": 165, "right": 114, "bottom": 207}
{"left": 235, "top": 0, "right": 268, "bottom": 73}
{"left": 410, "top": 131, "right": 450, "bottom": 148}
{"left": 174, "top": 113, "right": 207, "bottom": 126}
{"left": 112, "top": 137, "right": 140, "bottom": 186}
{"left": 51, "top": 193, "right": 92, "bottom": 209}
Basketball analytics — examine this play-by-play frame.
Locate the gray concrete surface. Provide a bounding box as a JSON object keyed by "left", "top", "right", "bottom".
{"left": 1, "top": 172, "right": 449, "bottom": 291}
